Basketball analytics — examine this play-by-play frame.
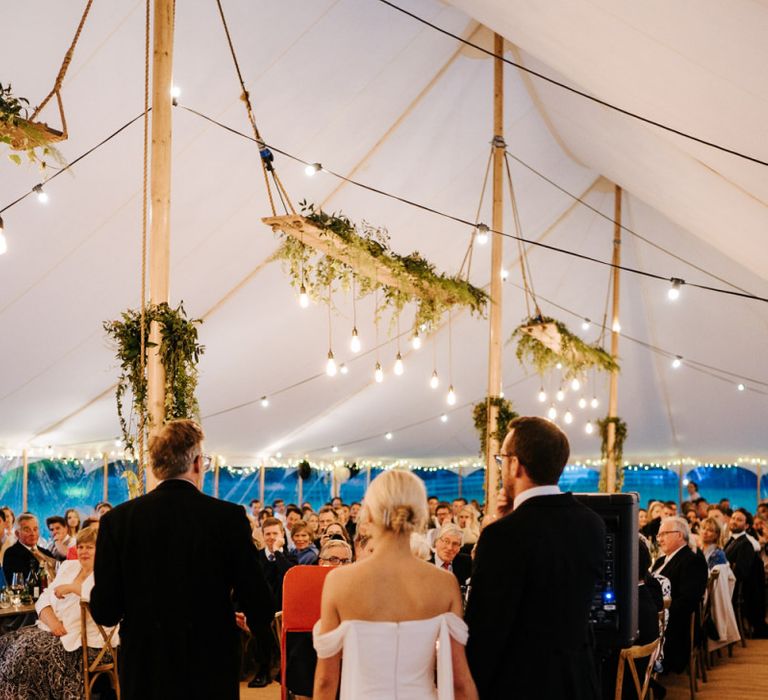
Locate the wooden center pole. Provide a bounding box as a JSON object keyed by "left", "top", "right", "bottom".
{"left": 259, "top": 463, "right": 266, "bottom": 504}
{"left": 146, "top": 0, "right": 175, "bottom": 492}
{"left": 103, "top": 452, "right": 109, "bottom": 502}
{"left": 605, "top": 185, "right": 622, "bottom": 493}
{"left": 484, "top": 33, "right": 505, "bottom": 516}
{"left": 213, "top": 456, "right": 220, "bottom": 498}
{"left": 22, "top": 449, "right": 29, "bottom": 512}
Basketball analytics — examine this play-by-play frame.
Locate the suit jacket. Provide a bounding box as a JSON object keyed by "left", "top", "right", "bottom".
{"left": 257, "top": 548, "right": 296, "bottom": 609}
{"left": 652, "top": 546, "right": 708, "bottom": 673}
{"left": 466, "top": 493, "right": 605, "bottom": 700}
{"left": 429, "top": 552, "right": 472, "bottom": 587}
{"left": 90, "top": 479, "right": 274, "bottom": 700}
{"left": 724, "top": 535, "right": 755, "bottom": 582}
{"left": 1, "top": 541, "right": 54, "bottom": 582}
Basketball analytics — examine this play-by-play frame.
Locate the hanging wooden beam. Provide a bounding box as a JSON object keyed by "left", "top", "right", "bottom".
{"left": 484, "top": 32, "right": 505, "bottom": 517}
{"left": 146, "top": 0, "right": 175, "bottom": 492}
{"left": 605, "top": 185, "right": 622, "bottom": 493}
{"left": 103, "top": 453, "right": 109, "bottom": 503}
{"left": 22, "top": 449, "right": 29, "bottom": 512}
{"left": 262, "top": 215, "right": 468, "bottom": 307}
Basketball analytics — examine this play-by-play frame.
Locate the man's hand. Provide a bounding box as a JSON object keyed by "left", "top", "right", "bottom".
{"left": 274, "top": 533, "right": 285, "bottom": 552}
{"left": 235, "top": 612, "right": 250, "bottom": 634}
{"left": 50, "top": 619, "right": 67, "bottom": 637}
{"left": 495, "top": 488, "right": 512, "bottom": 519}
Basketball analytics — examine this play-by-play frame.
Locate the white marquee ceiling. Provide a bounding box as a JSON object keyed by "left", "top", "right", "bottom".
{"left": 1, "top": 0, "right": 766, "bottom": 465}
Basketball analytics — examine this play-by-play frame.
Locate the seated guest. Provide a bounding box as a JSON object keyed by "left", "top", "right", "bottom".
{"left": 320, "top": 522, "right": 351, "bottom": 547}
{"left": 318, "top": 539, "right": 353, "bottom": 567}
{"left": 304, "top": 511, "right": 320, "bottom": 539}
{"left": 429, "top": 523, "right": 472, "bottom": 586}
{"left": 457, "top": 506, "right": 481, "bottom": 550}
{"left": 426, "top": 501, "right": 453, "bottom": 547}
{"left": 0, "top": 526, "right": 119, "bottom": 699}
{"left": 3, "top": 513, "right": 57, "bottom": 583}
{"left": 0, "top": 508, "right": 10, "bottom": 566}
{"left": 346, "top": 502, "right": 361, "bottom": 538}
{"left": 94, "top": 502, "right": 113, "bottom": 519}
{"left": 698, "top": 516, "right": 728, "bottom": 569}
{"left": 285, "top": 505, "right": 303, "bottom": 547}
{"left": 316, "top": 506, "right": 338, "bottom": 539}
{"left": 638, "top": 508, "right": 648, "bottom": 529}
{"left": 44, "top": 515, "right": 75, "bottom": 562}
{"left": 64, "top": 508, "right": 81, "bottom": 538}
{"left": 410, "top": 532, "right": 431, "bottom": 561}
{"left": 289, "top": 522, "right": 319, "bottom": 565}
{"left": 452, "top": 497, "right": 468, "bottom": 519}
{"left": 652, "top": 516, "right": 708, "bottom": 673}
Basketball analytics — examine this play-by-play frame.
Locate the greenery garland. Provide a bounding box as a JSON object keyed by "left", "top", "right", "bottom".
{"left": 597, "top": 416, "right": 628, "bottom": 492}
{"left": 103, "top": 302, "right": 204, "bottom": 455}
{"left": 271, "top": 202, "right": 488, "bottom": 332}
{"left": 297, "top": 459, "right": 312, "bottom": 480}
{"left": 0, "top": 83, "right": 62, "bottom": 166}
{"left": 510, "top": 315, "right": 618, "bottom": 380}
{"left": 472, "top": 397, "right": 519, "bottom": 458}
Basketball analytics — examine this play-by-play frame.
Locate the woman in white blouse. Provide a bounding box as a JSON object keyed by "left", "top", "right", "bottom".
{"left": 0, "top": 525, "right": 119, "bottom": 699}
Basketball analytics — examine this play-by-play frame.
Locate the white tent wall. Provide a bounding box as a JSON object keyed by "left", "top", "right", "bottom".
{"left": 0, "top": 1, "right": 766, "bottom": 467}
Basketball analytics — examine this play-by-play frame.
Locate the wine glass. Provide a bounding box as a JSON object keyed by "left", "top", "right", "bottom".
{"left": 10, "top": 573, "right": 24, "bottom": 606}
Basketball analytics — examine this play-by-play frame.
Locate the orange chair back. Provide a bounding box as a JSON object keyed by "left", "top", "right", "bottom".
{"left": 279, "top": 565, "right": 334, "bottom": 700}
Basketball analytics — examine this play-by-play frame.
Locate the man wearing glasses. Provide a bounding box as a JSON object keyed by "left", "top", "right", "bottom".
{"left": 465, "top": 416, "right": 605, "bottom": 700}
{"left": 429, "top": 523, "right": 472, "bottom": 586}
{"left": 652, "top": 517, "right": 708, "bottom": 674}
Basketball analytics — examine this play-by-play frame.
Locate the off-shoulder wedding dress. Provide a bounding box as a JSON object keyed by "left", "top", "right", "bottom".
{"left": 313, "top": 611, "right": 468, "bottom": 700}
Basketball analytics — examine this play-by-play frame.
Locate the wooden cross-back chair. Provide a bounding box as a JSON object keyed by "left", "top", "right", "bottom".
{"left": 80, "top": 600, "right": 120, "bottom": 700}
{"left": 614, "top": 636, "right": 662, "bottom": 700}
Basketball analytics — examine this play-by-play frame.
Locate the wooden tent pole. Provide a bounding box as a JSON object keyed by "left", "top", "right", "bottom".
{"left": 22, "top": 449, "right": 28, "bottom": 512}
{"left": 298, "top": 473, "right": 303, "bottom": 505}
{"left": 259, "top": 464, "right": 265, "bottom": 504}
{"left": 213, "top": 456, "right": 220, "bottom": 498}
{"left": 678, "top": 465, "right": 684, "bottom": 507}
{"left": 757, "top": 464, "right": 762, "bottom": 509}
{"left": 484, "top": 32, "right": 505, "bottom": 517}
{"left": 366, "top": 466, "right": 371, "bottom": 489}
{"left": 605, "top": 185, "right": 622, "bottom": 493}
{"left": 103, "top": 453, "right": 109, "bottom": 503}
{"left": 146, "top": 0, "right": 175, "bottom": 492}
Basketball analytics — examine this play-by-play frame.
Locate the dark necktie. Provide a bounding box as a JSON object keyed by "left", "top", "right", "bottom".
{"left": 442, "top": 561, "right": 451, "bottom": 571}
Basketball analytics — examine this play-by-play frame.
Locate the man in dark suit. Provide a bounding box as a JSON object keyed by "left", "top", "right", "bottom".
{"left": 466, "top": 416, "right": 605, "bottom": 700}
{"left": 90, "top": 420, "right": 275, "bottom": 700}
{"left": 2, "top": 513, "right": 56, "bottom": 583}
{"left": 428, "top": 522, "right": 472, "bottom": 586}
{"left": 651, "top": 517, "right": 708, "bottom": 673}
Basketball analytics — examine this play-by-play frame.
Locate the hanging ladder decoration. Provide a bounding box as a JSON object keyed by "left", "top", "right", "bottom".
{"left": 0, "top": 0, "right": 94, "bottom": 161}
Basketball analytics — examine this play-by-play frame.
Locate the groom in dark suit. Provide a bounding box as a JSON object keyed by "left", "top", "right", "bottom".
{"left": 90, "top": 420, "right": 275, "bottom": 700}
{"left": 466, "top": 416, "right": 605, "bottom": 700}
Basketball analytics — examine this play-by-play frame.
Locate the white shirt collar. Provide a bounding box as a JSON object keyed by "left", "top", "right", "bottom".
{"left": 656, "top": 543, "right": 686, "bottom": 573}
{"left": 513, "top": 485, "right": 561, "bottom": 510}
{"left": 731, "top": 530, "right": 746, "bottom": 539}
{"left": 434, "top": 553, "right": 451, "bottom": 570}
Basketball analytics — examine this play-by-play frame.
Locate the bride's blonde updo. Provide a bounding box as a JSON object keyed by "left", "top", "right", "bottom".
{"left": 360, "top": 469, "right": 428, "bottom": 535}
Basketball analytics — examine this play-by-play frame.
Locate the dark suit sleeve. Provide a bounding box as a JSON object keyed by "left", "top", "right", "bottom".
{"left": 231, "top": 509, "right": 275, "bottom": 629}
{"left": 90, "top": 512, "right": 125, "bottom": 626}
{"left": 669, "top": 552, "right": 707, "bottom": 618}
{"left": 728, "top": 540, "right": 755, "bottom": 581}
{"left": 465, "top": 523, "right": 526, "bottom": 694}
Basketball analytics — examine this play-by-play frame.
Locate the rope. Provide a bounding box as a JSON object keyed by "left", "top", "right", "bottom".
{"left": 136, "top": 0, "right": 151, "bottom": 496}
{"left": 214, "top": 0, "right": 281, "bottom": 216}
{"left": 458, "top": 146, "right": 494, "bottom": 281}
{"left": 31, "top": 0, "right": 95, "bottom": 131}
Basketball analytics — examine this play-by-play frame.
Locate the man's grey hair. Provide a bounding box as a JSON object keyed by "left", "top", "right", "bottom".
{"left": 16, "top": 513, "right": 38, "bottom": 528}
{"left": 436, "top": 523, "right": 464, "bottom": 544}
{"left": 319, "top": 539, "right": 353, "bottom": 560}
{"left": 661, "top": 516, "right": 690, "bottom": 543}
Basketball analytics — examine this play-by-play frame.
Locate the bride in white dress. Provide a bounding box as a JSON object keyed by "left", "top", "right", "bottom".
{"left": 312, "top": 469, "right": 478, "bottom": 700}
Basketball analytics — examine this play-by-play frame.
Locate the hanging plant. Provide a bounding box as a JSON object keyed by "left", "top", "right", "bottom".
{"left": 597, "top": 416, "right": 628, "bottom": 492}
{"left": 267, "top": 202, "right": 487, "bottom": 332}
{"left": 103, "top": 301, "right": 204, "bottom": 455}
{"left": 472, "top": 397, "right": 519, "bottom": 458}
{"left": 297, "top": 460, "right": 312, "bottom": 480}
{"left": 0, "top": 83, "right": 64, "bottom": 166}
{"left": 509, "top": 315, "right": 618, "bottom": 380}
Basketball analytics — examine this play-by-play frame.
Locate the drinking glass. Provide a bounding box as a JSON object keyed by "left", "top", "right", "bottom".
{"left": 10, "top": 573, "right": 24, "bottom": 606}
{"left": 0, "top": 588, "right": 11, "bottom": 609}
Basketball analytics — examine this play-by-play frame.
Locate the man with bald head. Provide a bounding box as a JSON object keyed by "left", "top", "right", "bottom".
{"left": 466, "top": 416, "right": 605, "bottom": 699}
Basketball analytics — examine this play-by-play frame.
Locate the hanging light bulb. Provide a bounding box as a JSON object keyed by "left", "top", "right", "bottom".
{"left": 500, "top": 268, "right": 509, "bottom": 281}
{"left": 411, "top": 332, "right": 422, "bottom": 350}
{"left": 585, "top": 421, "right": 594, "bottom": 435}
{"left": 612, "top": 319, "right": 622, "bottom": 333}
{"left": 475, "top": 223, "right": 489, "bottom": 245}
{"left": 350, "top": 327, "right": 361, "bottom": 353}
{"left": 374, "top": 362, "right": 384, "bottom": 383}
{"left": 394, "top": 352, "right": 405, "bottom": 376}
{"left": 570, "top": 378, "right": 581, "bottom": 391}
{"left": 590, "top": 396, "right": 599, "bottom": 409}
{"left": 667, "top": 278, "right": 683, "bottom": 301}
{"left": 385, "top": 432, "right": 393, "bottom": 440}
{"left": 430, "top": 370, "right": 440, "bottom": 389}
{"left": 547, "top": 405, "right": 557, "bottom": 420}
{"left": 537, "top": 388, "right": 547, "bottom": 403}
{"left": 0, "top": 216, "right": 6, "bottom": 256}
{"left": 564, "top": 410, "right": 574, "bottom": 425}
{"left": 555, "top": 362, "right": 563, "bottom": 370}
{"left": 339, "top": 363, "right": 349, "bottom": 375}
{"left": 326, "top": 350, "right": 337, "bottom": 377}
{"left": 440, "top": 413, "right": 448, "bottom": 423}
{"left": 33, "top": 184, "right": 48, "bottom": 204}
{"left": 170, "top": 85, "right": 181, "bottom": 98}
{"left": 304, "top": 162, "right": 322, "bottom": 177}
{"left": 446, "top": 385, "right": 457, "bottom": 405}
{"left": 581, "top": 318, "right": 591, "bottom": 331}
{"left": 556, "top": 387, "right": 565, "bottom": 402}
{"left": 260, "top": 396, "right": 269, "bottom": 408}
{"left": 737, "top": 383, "right": 745, "bottom": 392}
{"left": 298, "top": 284, "right": 310, "bottom": 308}
{"left": 578, "top": 397, "right": 587, "bottom": 409}
{"left": 671, "top": 355, "right": 682, "bottom": 369}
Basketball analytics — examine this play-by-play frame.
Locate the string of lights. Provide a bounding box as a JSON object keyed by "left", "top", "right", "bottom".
{"left": 178, "top": 105, "right": 768, "bottom": 305}
{"left": 375, "top": 0, "right": 768, "bottom": 168}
